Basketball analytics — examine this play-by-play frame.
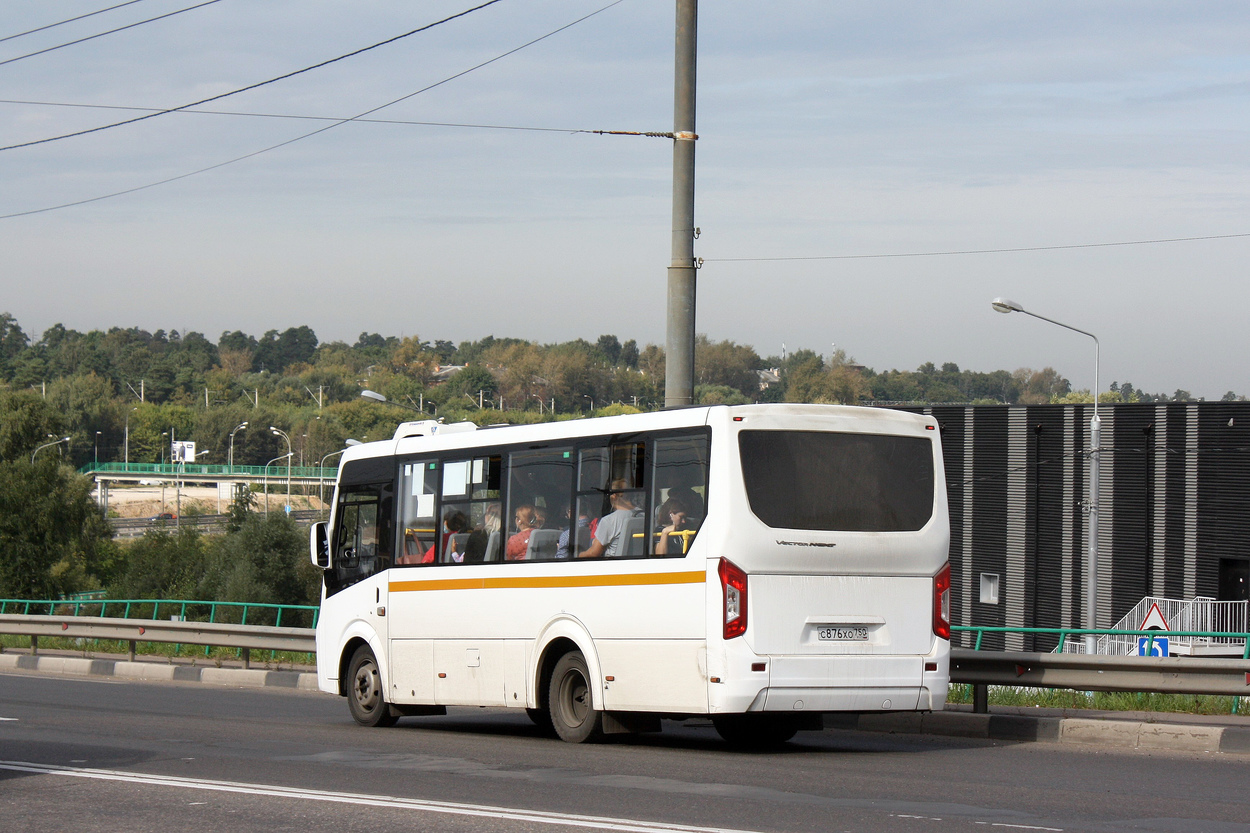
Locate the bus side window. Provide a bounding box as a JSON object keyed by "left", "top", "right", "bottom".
{"left": 441, "top": 455, "right": 501, "bottom": 563}
{"left": 397, "top": 460, "right": 438, "bottom": 566}
{"left": 650, "top": 432, "right": 709, "bottom": 556}
{"left": 506, "top": 448, "right": 574, "bottom": 561}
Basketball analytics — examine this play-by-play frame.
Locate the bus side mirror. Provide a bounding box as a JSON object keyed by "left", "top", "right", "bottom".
{"left": 310, "top": 522, "right": 331, "bottom": 569}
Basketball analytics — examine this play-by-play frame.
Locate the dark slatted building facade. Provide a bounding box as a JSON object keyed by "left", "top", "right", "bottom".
{"left": 898, "top": 403, "right": 1250, "bottom": 651}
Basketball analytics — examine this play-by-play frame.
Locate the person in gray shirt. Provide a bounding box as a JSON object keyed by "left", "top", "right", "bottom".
{"left": 578, "top": 480, "right": 641, "bottom": 559}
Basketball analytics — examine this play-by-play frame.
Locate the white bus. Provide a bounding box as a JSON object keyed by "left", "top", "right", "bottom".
{"left": 310, "top": 403, "right": 950, "bottom": 745}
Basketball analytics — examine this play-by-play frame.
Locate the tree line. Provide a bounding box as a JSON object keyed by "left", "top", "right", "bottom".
{"left": 0, "top": 311, "right": 1238, "bottom": 604}
{"left": 0, "top": 312, "right": 1236, "bottom": 474}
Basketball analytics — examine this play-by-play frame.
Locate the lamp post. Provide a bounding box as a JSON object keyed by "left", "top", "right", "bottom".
{"left": 94, "top": 431, "right": 101, "bottom": 466}
{"left": 31, "top": 436, "right": 70, "bottom": 464}
{"left": 270, "top": 427, "right": 292, "bottom": 512}
{"left": 124, "top": 407, "right": 138, "bottom": 468}
{"left": 228, "top": 421, "right": 248, "bottom": 472}
{"left": 992, "top": 297, "right": 1101, "bottom": 654}
{"left": 361, "top": 389, "right": 423, "bottom": 413}
{"left": 318, "top": 444, "right": 358, "bottom": 517}
{"left": 262, "top": 453, "right": 291, "bottom": 518}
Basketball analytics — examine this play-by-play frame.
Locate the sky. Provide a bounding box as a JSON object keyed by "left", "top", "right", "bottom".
{"left": 3, "top": 1, "right": 1250, "bottom": 399}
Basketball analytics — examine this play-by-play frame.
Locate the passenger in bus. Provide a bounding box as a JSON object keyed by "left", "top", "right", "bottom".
{"left": 663, "top": 485, "right": 705, "bottom": 523}
{"left": 654, "top": 496, "right": 696, "bottom": 555}
{"left": 506, "top": 504, "right": 540, "bottom": 560}
{"left": 422, "top": 509, "right": 468, "bottom": 564}
{"left": 578, "top": 480, "right": 643, "bottom": 559}
{"left": 555, "top": 504, "right": 592, "bottom": 559}
{"left": 462, "top": 503, "right": 501, "bottom": 563}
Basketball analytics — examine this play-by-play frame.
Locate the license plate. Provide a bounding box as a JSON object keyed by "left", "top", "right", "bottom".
{"left": 817, "top": 626, "right": 868, "bottom": 641}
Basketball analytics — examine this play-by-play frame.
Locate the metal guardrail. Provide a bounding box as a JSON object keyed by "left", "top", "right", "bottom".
{"left": 951, "top": 626, "right": 1250, "bottom": 714}
{"left": 950, "top": 648, "right": 1250, "bottom": 697}
{"left": 0, "top": 614, "right": 314, "bottom": 667}
{"left": 0, "top": 599, "right": 320, "bottom": 668}
{"left": 3, "top": 609, "right": 1247, "bottom": 700}
{"left": 109, "top": 510, "right": 325, "bottom": 537}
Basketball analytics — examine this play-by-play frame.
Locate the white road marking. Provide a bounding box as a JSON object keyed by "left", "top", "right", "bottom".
{"left": 0, "top": 717, "right": 18, "bottom": 721}
{"left": 973, "top": 823, "right": 1064, "bottom": 832}
{"left": 0, "top": 760, "right": 763, "bottom": 833}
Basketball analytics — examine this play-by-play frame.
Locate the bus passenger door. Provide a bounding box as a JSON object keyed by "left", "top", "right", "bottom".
{"left": 387, "top": 459, "right": 439, "bottom": 705}
{"left": 326, "top": 483, "right": 392, "bottom": 673}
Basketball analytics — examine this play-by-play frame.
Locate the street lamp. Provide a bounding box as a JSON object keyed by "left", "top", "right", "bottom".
{"left": 317, "top": 443, "right": 358, "bottom": 516}
{"left": 992, "top": 297, "right": 1101, "bottom": 654}
{"left": 31, "top": 436, "right": 71, "bottom": 464}
{"left": 270, "top": 426, "right": 293, "bottom": 511}
{"left": 262, "top": 452, "right": 292, "bottom": 518}
{"left": 94, "top": 431, "right": 101, "bottom": 466}
{"left": 124, "top": 407, "right": 138, "bottom": 468}
{"left": 228, "top": 421, "right": 248, "bottom": 472}
{"left": 361, "top": 389, "right": 422, "bottom": 413}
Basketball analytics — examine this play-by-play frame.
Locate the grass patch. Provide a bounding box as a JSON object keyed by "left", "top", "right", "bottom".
{"left": 947, "top": 684, "right": 1248, "bottom": 715}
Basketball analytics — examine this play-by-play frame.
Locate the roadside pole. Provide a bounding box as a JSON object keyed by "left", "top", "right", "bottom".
{"left": 664, "top": 0, "right": 697, "bottom": 408}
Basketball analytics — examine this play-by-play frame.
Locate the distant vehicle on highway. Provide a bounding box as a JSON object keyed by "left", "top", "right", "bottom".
{"left": 149, "top": 512, "right": 177, "bottom": 522}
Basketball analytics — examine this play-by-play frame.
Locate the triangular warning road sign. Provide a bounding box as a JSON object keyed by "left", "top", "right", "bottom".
{"left": 1140, "top": 602, "right": 1170, "bottom": 631}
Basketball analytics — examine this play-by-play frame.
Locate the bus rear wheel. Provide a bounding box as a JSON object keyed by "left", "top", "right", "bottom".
{"left": 712, "top": 714, "right": 800, "bottom": 748}
{"left": 346, "top": 645, "right": 398, "bottom": 728}
{"left": 548, "top": 651, "right": 603, "bottom": 743}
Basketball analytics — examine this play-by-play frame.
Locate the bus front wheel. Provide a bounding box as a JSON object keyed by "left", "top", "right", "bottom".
{"left": 548, "top": 651, "right": 603, "bottom": 743}
{"left": 346, "top": 645, "right": 398, "bottom": 728}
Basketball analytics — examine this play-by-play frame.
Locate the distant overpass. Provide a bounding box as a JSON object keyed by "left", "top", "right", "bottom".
{"left": 80, "top": 462, "right": 336, "bottom": 489}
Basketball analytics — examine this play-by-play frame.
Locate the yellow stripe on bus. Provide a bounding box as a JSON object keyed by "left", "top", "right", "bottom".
{"left": 389, "top": 570, "right": 707, "bottom": 594}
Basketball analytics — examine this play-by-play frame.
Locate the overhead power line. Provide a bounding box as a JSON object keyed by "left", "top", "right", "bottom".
{"left": 0, "top": 98, "right": 676, "bottom": 138}
{"left": 0, "top": 0, "right": 225, "bottom": 68}
{"left": 0, "top": 0, "right": 507, "bottom": 151}
{"left": 0, "top": 0, "right": 627, "bottom": 220}
{"left": 0, "top": 0, "right": 152, "bottom": 44}
{"left": 702, "top": 232, "right": 1250, "bottom": 263}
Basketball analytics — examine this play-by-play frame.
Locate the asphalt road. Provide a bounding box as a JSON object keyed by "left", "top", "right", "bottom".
{"left": 1, "top": 671, "right": 1247, "bottom": 833}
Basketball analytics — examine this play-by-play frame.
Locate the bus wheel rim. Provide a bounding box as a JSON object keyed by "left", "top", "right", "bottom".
{"left": 354, "top": 661, "right": 381, "bottom": 712}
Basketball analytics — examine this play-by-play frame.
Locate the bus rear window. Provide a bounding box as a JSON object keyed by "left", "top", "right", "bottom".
{"left": 738, "top": 430, "right": 934, "bottom": 532}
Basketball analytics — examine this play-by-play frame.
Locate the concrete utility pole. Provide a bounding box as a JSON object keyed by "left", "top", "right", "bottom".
{"left": 664, "top": 0, "right": 697, "bottom": 408}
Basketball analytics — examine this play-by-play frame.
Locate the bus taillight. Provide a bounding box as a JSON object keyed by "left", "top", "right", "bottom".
{"left": 718, "top": 558, "right": 748, "bottom": 639}
{"left": 933, "top": 562, "right": 951, "bottom": 640}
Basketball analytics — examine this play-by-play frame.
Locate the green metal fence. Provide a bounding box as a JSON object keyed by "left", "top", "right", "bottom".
{"left": 952, "top": 625, "right": 1250, "bottom": 658}
{"left": 0, "top": 598, "right": 318, "bottom": 629}
{"left": 79, "top": 462, "right": 336, "bottom": 479}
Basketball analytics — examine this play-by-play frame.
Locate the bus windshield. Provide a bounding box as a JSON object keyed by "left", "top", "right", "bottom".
{"left": 738, "top": 429, "right": 934, "bottom": 532}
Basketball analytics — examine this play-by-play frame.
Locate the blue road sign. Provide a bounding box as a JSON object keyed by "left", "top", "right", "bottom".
{"left": 1138, "top": 636, "right": 1169, "bottom": 657}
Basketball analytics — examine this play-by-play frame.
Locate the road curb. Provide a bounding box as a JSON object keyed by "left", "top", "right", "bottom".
{"left": 0, "top": 652, "right": 319, "bottom": 691}
{"left": 824, "top": 709, "right": 1245, "bottom": 753}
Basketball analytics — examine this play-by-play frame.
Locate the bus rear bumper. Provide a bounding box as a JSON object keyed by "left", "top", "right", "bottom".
{"left": 708, "top": 649, "right": 949, "bottom": 714}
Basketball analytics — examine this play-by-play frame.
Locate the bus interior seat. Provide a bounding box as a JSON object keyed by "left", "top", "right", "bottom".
{"left": 445, "top": 532, "right": 470, "bottom": 562}
{"left": 623, "top": 515, "right": 647, "bottom": 557}
{"left": 484, "top": 530, "right": 501, "bottom": 562}
{"left": 526, "top": 528, "right": 561, "bottom": 561}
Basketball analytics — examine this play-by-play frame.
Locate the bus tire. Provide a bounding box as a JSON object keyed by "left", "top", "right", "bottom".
{"left": 346, "top": 645, "right": 398, "bottom": 728}
{"left": 548, "top": 651, "right": 603, "bottom": 743}
{"left": 711, "top": 714, "right": 800, "bottom": 748}
{"left": 526, "top": 707, "right": 555, "bottom": 736}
